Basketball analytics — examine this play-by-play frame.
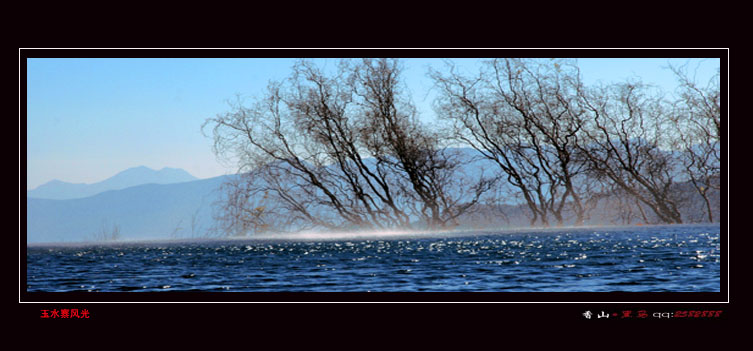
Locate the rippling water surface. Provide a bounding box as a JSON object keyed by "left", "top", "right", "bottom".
{"left": 26, "top": 224, "right": 721, "bottom": 292}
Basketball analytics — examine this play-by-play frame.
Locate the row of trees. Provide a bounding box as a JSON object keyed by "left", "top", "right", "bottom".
{"left": 205, "top": 58, "right": 721, "bottom": 235}
{"left": 205, "top": 59, "right": 498, "bottom": 234}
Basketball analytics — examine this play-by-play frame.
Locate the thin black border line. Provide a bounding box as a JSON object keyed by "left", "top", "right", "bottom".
{"left": 20, "top": 48, "right": 728, "bottom": 304}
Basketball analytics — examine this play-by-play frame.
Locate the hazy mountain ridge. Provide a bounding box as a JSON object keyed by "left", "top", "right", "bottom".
{"left": 27, "top": 166, "right": 198, "bottom": 200}
{"left": 27, "top": 175, "right": 228, "bottom": 243}
{"left": 25, "top": 148, "right": 720, "bottom": 244}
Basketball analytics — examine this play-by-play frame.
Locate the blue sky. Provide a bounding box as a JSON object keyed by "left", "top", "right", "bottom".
{"left": 25, "top": 56, "right": 721, "bottom": 190}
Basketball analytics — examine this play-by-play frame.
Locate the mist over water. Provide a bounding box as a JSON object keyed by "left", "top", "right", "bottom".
{"left": 26, "top": 224, "right": 721, "bottom": 292}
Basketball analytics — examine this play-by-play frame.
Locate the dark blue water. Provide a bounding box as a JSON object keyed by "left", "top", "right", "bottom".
{"left": 26, "top": 224, "right": 721, "bottom": 292}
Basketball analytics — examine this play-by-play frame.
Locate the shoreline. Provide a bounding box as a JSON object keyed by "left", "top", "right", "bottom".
{"left": 26, "top": 222, "right": 722, "bottom": 248}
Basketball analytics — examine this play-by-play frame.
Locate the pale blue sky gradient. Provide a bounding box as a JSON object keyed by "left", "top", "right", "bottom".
{"left": 25, "top": 57, "right": 720, "bottom": 190}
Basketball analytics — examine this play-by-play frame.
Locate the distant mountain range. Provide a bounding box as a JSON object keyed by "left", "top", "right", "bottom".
{"left": 24, "top": 150, "right": 720, "bottom": 244}
{"left": 27, "top": 175, "right": 228, "bottom": 243}
{"left": 27, "top": 166, "right": 198, "bottom": 200}
{"left": 24, "top": 151, "right": 497, "bottom": 243}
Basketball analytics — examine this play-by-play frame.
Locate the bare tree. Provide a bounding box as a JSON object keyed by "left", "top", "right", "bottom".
{"left": 214, "top": 171, "right": 297, "bottom": 236}
{"left": 431, "top": 58, "right": 597, "bottom": 227}
{"left": 204, "top": 58, "right": 495, "bottom": 235}
{"left": 170, "top": 219, "right": 184, "bottom": 238}
{"left": 576, "top": 80, "right": 685, "bottom": 224}
{"left": 92, "top": 220, "right": 121, "bottom": 242}
{"left": 349, "top": 59, "right": 496, "bottom": 228}
{"left": 668, "top": 63, "right": 721, "bottom": 222}
{"left": 189, "top": 206, "right": 202, "bottom": 238}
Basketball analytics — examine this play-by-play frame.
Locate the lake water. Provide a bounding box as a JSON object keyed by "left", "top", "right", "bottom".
{"left": 26, "top": 224, "right": 721, "bottom": 292}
